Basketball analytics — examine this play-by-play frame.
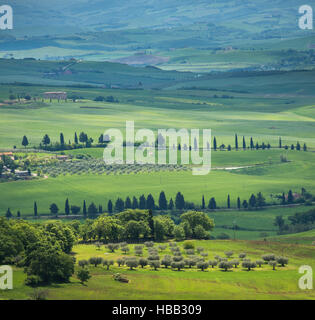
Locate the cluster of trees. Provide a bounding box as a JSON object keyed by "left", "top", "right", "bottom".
{"left": 21, "top": 131, "right": 109, "bottom": 151}
{"left": 79, "top": 209, "right": 214, "bottom": 242}
{"left": 212, "top": 135, "right": 307, "bottom": 152}
{"left": 7, "top": 188, "right": 311, "bottom": 219}
{"left": 93, "top": 95, "right": 118, "bottom": 103}
{"left": 274, "top": 208, "right": 315, "bottom": 234}
{"left": 77, "top": 244, "right": 288, "bottom": 276}
{"left": 0, "top": 218, "right": 76, "bottom": 286}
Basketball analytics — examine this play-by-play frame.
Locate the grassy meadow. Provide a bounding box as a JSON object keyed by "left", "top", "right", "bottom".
{"left": 1, "top": 239, "right": 314, "bottom": 300}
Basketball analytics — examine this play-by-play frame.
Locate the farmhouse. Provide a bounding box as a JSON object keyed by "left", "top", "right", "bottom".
{"left": 43, "top": 92, "right": 67, "bottom": 101}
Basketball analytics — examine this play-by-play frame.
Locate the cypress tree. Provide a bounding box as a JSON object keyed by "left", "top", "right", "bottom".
{"left": 22, "top": 135, "right": 29, "bottom": 148}
{"left": 108, "top": 200, "right": 113, "bottom": 214}
{"left": 139, "top": 194, "right": 146, "bottom": 209}
{"left": 303, "top": 143, "right": 307, "bottom": 151}
{"left": 115, "top": 198, "right": 125, "bottom": 212}
{"left": 250, "top": 137, "right": 254, "bottom": 149}
{"left": 242, "top": 136, "right": 246, "bottom": 150}
{"left": 279, "top": 137, "right": 282, "bottom": 148}
{"left": 17, "top": 210, "right": 21, "bottom": 218}
{"left": 83, "top": 200, "right": 87, "bottom": 216}
{"left": 132, "top": 196, "right": 138, "bottom": 209}
{"left": 148, "top": 209, "right": 154, "bottom": 238}
{"left": 65, "top": 198, "right": 70, "bottom": 215}
{"left": 125, "top": 196, "right": 132, "bottom": 209}
{"left": 98, "top": 205, "right": 103, "bottom": 213}
{"left": 237, "top": 197, "right": 241, "bottom": 209}
{"left": 296, "top": 142, "right": 301, "bottom": 151}
{"left": 201, "top": 195, "right": 205, "bottom": 210}
{"left": 213, "top": 136, "right": 217, "bottom": 151}
{"left": 249, "top": 194, "right": 256, "bottom": 208}
{"left": 235, "top": 134, "right": 238, "bottom": 150}
{"left": 74, "top": 132, "right": 78, "bottom": 144}
{"left": 158, "top": 191, "right": 168, "bottom": 210}
{"left": 6, "top": 208, "right": 12, "bottom": 218}
{"left": 288, "top": 190, "right": 294, "bottom": 204}
{"left": 227, "top": 194, "right": 231, "bottom": 208}
{"left": 146, "top": 194, "right": 155, "bottom": 210}
{"left": 60, "top": 133, "right": 65, "bottom": 145}
{"left": 34, "top": 201, "right": 38, "bottom": 216}
{"left": 208, "top": 197, "right": 216, "bottom": 210}
{"left": 175, "top": 192, "right": 185, "bottom": 210}
{"left": 168, "top": 198, "right": 174, "bottom": 210}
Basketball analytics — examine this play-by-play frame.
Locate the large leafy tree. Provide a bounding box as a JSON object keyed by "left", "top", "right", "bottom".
{"left": 180, "top": 211, "right": 214, "bottom": 238}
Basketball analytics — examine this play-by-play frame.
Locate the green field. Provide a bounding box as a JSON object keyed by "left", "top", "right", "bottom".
{"left": 1, "top": 239, "right": 314, "bottom": 300}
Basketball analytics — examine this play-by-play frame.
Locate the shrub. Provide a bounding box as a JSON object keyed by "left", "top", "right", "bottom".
{"left": 208, "top": 260, "right": 218, "bottom": 268}
{"left": 77, "top": 268, "right": 91, "bottom": 284}
{"left": 196, "top": 246, "right": 204, "bottom": 253}
{"left": 25, "top": 275, "right": 41, "bottom": 287}
{"left": 242, "top": 261, "right": 257, "bottom": 271}
{"left": 218, "top": 261, "right": 233, "bottom": 271}
{"left": 239, "top": 253, "right": 246, "bottom": 260}
{"left": 185, "top": 249, "right": 195, "bottom": 255}
{"left": 144, "top": 241, "right": 155, "bottom": 248}
{"left": 276, "top": 256, "right": 289, "bottom": 267}
{"left": 28, "top": 289, "right": 49, "bottom": 300}
{"left": 216, "top": 233, "right": 230, "bottom": 240}
{"left": 197, "top": 261, "right": 209, "bottom": 271}
{"left": 183, "top": 241, "right": 195, "bottom": 250}
{"left": 158, "top": 245, "right": 167, "bottom": 251}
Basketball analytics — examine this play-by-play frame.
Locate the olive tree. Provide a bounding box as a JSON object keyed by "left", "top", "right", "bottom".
{"left": 138, "top": 257, "right": 148, "bottom": 268}
{"left": 116, "top": 258, "right": 125, "bottom": 267}
{"left": 230, "top": 259, "right": 239, "bottom": 268}
{"left": 171, "top": 261, "right": 185, "bottom": 271}
{"left": 256, "top": 260, "right": 264, "bottom": 267}
{"left": 269, "top": 261, "right": 277, "bottom": 270}
{"left": 144, "top": 241, "right": 155, "bottom": 248}
{"left": 125, "top": 258, "right": 138, "bottom": 270}
{"left": 161, "top": 255, "right": 172, "bottom": 268}
{"left": 262, "top": 254, "right": 275, "bottom": 263}
{"left": 224, "top": 251, "right": 234, "bottom": 258}
{"left": 103, "top": 259, "right": 114, "bottom": 270}
{"left": 89, "top": 257, "right": 103, "bottom": 267}
{"left": 121, "top": 245, "right": 130, "bottom": 255}
{"left": 218, "top": 261, "right": 233, "bottom": 271}
{"left": 78, "top": 259, "right": 89, "bottom": 268}
{"left": 239, "top": 253, "right": 246, "bottom": 260}
{"left": 184, "top": 258, "right": 196, "bottom": 268}
{"left": 107, "top": 243, "right": 119, "bottom": 252}
{"left": 197, "top": 261, "right": 209, "bottom": 271}
{"left": 242, "top": 261, "right": 257, "bottom": 271}
{"left": 276, "top": 256, "right": 289, "bottom": 267}
{"left": 158, "top": 245, "right": 167, "bottom": 252}
{"left": 149, "top": 260, "right": 161, "bottom": 270}
{"left": 208, "top": 260, "right": 218, "bottom": 268}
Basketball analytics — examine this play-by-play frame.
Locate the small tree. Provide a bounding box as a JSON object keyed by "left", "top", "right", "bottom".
{"left": 219, "top": 261, "right": 233, "bottom": 271}
{"left": 77, "top": 269, "right": 91, "bottom": 285}
{"left": 116, "top": 258, "right": 125, "bottom": 267}
{"left": 138, "top": 258, "right": 148, "bottom": 268}
{"left": 161, "top": 255, "right": 172, "bottom": 268}
{"left": 89, "top": 257, "right": 103, "bottom": 267}
{"left": 149, "top": 260, "right": 160, "bottom": 270}
{"left": 242, "top": 261, "right": 257, "bottom": 271}
{"left": 103, "top": 259, "right": 114, "bottom": 270}
{"left": 171, "top": 261, "right": 185, "bottom": 271}
{"left": 107, "top": 243, "right": 120, "bottom": 253}
{"left": 230, "top": 259, "right": 239, "bottom": 268}
{"left": 22, "top": 135, "right": 29, "bottom": 148}
{"left": 121, "top": 245, "right": 130, "bottom": 255}
{"left": 262, "top": 254, "right": 275, "bottom": 263}
{"left": 208, "top": 260, "right": 218, "bottom": 268}
{"left": 197, "top": 261, "right": 209, "bottom": 271}
{"left": 224, "top": 251, "right": 234, "bottom": 258}
{"left": 49, "top": 203, "right": 59, "bottom": 215}
{"left": 256, "top": 260, "right": 264, "bottom": 267}
{"left": 269, "top": 261, "right": 277, "bottom": 270}
{"left": 78, "top": 260, "right": 89, "bottom": 268}
{"left": 125, "top": 258, "right": 138, "bottom": 270}
{"left": 276, "top": 256, "right": 288, "bottom": 267}
{"left": 239, "top": 253, "right": 246, "bottom": 260}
